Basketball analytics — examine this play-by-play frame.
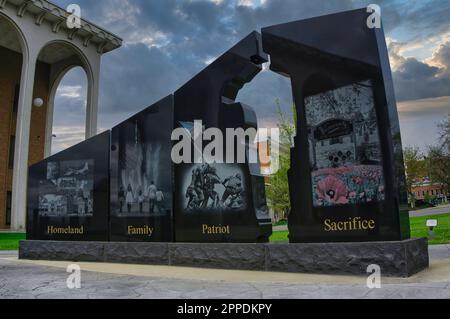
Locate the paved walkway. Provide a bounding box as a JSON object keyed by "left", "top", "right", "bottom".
{"left": 273, "top": 225, "right": 288, "bottom": 231}
{"left": 1, "top": 245, "right": 450, "bottom": 299}
{"left": 409, "top": 204, "right": 450, "bottom": 217}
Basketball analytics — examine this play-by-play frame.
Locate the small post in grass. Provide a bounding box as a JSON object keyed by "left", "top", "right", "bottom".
{"left": 426, "top": 219, "right": 438, "bottom": 240}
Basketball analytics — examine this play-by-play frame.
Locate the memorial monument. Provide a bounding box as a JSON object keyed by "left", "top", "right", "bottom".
{"left": 21, "top": 8, "right": 428, "bottom": 277}
{"left": 262, "top": 8, "right": 411, "bottom": 243}
{"left": 173, "top": 32, "right": 272, "bottom": 243}
{"left": 26, "top": 131, "right": 110, "bottom": 241}
{"left": 109, "top": 96, "right": 175, "bottom": 242}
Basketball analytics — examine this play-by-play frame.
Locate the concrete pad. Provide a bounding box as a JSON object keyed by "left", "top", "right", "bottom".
{"left": 5, "top": 255, "right": 450, "bottom": 285}
{"left": 2, "top": 243, "right": 450, "bottom": 298}
{"left": 429, "top": 244, "right": 450, "bottom": 260}
{"left": 1, "top": 256, "right": 450, "bottom": 298}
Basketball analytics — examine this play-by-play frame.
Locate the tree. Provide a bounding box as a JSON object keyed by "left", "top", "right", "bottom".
{"left": 265, "top": 100, "right": 295, "bottom": 220}
{"left": 403, "top": 146, "right": 427, "bottom": 206}
{"left": 427, "top": 147, "right": 450, "bottom": 194}
{"left": 437, "top": 113, "right": 450, "bottom": 148}
{"left": 427, "top": 115, "right": 450, "bottom": 195}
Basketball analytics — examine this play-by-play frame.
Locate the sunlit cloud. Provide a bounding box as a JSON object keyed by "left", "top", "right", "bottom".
{"left": 49, "top": 0, "right": 450, "bottom": 154}
{"left": 398, "top": 96, "right": 450, "bottom": 116}
{"left": 398, "top": 96, "right": 450, "bottom": 149}
{"left": 56, "top": 85, "right": 83, "bottom": 99}
{"left": 51, "top": 126, "right": 86, "bottom": 154}
{"left": 238, "top": 0, "right": 266, "bottom": 7}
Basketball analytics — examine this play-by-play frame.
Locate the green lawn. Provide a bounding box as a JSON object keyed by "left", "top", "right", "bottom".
{"left": 410, "top": 213, "right": 450, "bottom": 245}
{"left": 272, "top": 220, "right": 287, "bottom": 227}
{"left": 1, "top": 213, "right": 449, "bottom": 249}
{"left": 269, "top": 213, "right": 450, "bottom": 244}
{"left": 270, "top": 230, "right": 290, "bottom": 242}
{"left": 0, "top": 233, "right": 25, "bottom": 250}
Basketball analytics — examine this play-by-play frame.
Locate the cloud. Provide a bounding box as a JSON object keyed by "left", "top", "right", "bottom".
{"left": 48, "top": 0, "right": 450, "bottom": 152}
{"left": 51, "top": 126, "right": 86, "bottom": 154}
{"left": 387, "top": 40, "right": 408, "bottom": 70}
{"left": 392, "top": 41, "right": 450, "bottom": 101}
{"left": 88, "top": 0, "right": 364, "bottom": 122}
{"left": 98, "top": 43, "right": 193, "bottom": 116}
{"left": 50, "top": 67, "right": 87, "bottom": 152}
{"left": 56, "top": 85, "right": 83, "bottom": 99}
{"left": 237, "top": 0, "right": 266, "bottom": 7}
{"left": 398, "top": 95, "right": 450, "bottom": 117}
{"left": 427, "top": 40, "right": 450, "bottom": 69}
{"left": 236, "top": 69, "right": 293, "bottom": 127}
{"left": 398, "top": 96, "right": 450, "bottom": 149}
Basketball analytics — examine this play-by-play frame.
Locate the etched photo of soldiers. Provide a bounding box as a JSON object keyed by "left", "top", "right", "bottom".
{"left": 181, "top": 163, "right": 247, "bottom": 212}
{"left": 38, "top": 160, "right": 95, "bottom": 217}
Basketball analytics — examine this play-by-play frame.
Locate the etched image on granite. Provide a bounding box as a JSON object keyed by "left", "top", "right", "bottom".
{"left": 112, "top": 107, "right": 172, "bottom": 218}
{"left": 38, "top": 160, "right": 94, "bottom": 217}
{"left": 180, "top": 163, "right": 247, "bottom": 212}
{"left": 305, "top": 80, "right": 385, "bottom": 207}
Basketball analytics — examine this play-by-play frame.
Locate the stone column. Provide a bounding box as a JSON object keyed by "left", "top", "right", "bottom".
{"left": 43, "top": 85, "right": 56, "bottom": 158}
{"left": 43, "top": 77, "right": 60, "bottom": 158}
{"left": 11, "top": 48, "right": 38, "bottom": 231}
{"left": 85, "top": 58, "right": 100, "bottom": 138}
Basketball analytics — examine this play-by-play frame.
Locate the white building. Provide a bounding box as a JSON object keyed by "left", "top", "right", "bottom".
{"left": 0, "top": 0, "right": 122, "bottom": 230}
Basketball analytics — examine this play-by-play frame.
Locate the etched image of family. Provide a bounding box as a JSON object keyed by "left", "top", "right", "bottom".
{"left": 114, "top": 135, "right": 171, "bottom": 217}
{"left": 118, "top": 180, "right": 165, "bottom": 215}
{"left": 306, "top": 80, "right": 386, "bottom": 207}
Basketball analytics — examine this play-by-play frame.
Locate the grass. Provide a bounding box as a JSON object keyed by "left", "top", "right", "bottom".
{"left": 410, "top": 213, "right": 450, "bottom": 245}
{"left": 269, "top": 213, "right": 450, "bottom": 244}
{"left": 0, "top": 233, "right": 25, "bottom": 250}
{"left": 270, "top": 230, "right": 289, "bottom": 242}
{"left": 0, "top": 213, "right": 449, "bottom": 249}
{"left": 272, "top": 220, "right": 287, "bottom": 227}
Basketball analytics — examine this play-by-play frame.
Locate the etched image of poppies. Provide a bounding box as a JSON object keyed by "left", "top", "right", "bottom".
{"left": 305, "top": 80, "right": 385, "bottom": 207}
{"left": 312, "top": 166, "right": 385, "bottom": 207}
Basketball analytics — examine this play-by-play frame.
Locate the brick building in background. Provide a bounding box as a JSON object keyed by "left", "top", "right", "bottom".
{"left": 412, "top": 178, "right": 448, "bottom": 203}
{"left": 0, "top": 46, "right": 50, "bottom": 227}
{"left": 0, "top": 0, "right": 121, "bottom": 230}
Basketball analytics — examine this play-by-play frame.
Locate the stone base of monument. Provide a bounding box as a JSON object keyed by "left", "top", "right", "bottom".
{"left": 19, "top": 238, "right": 428, "bottom": 277}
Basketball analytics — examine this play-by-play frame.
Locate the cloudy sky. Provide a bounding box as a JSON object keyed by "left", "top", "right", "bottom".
{"left": 51, "top": 0, "right": 450, "bottom": 153}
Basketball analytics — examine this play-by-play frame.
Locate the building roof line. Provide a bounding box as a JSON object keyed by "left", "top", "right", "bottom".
{"left": 4, "top": 0, "right": 122, "bottom": 53}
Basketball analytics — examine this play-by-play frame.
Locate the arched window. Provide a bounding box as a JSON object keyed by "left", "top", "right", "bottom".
{"left": 34, "top": 41, "right": 92, "bottom": 157}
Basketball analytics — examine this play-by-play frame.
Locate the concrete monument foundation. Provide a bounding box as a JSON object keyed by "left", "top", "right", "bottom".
{"left": 19, "top": 238, "right": 428, "bottom": 277}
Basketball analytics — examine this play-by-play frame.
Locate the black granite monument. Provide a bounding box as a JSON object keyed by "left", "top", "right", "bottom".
{"left": 109, "top": 95, "right": 174, "bottom": 242}
{"left": 173, "top": 32, "right": 272, "bottom": 242}
{"left": 26, "top": 131, "right": 110, "bottom": 241}
{"left": 262, "top": 8, "right": 410, "bottom": 242}
{"left": 22, "top": 8, "right": 429, "bottom": 277}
